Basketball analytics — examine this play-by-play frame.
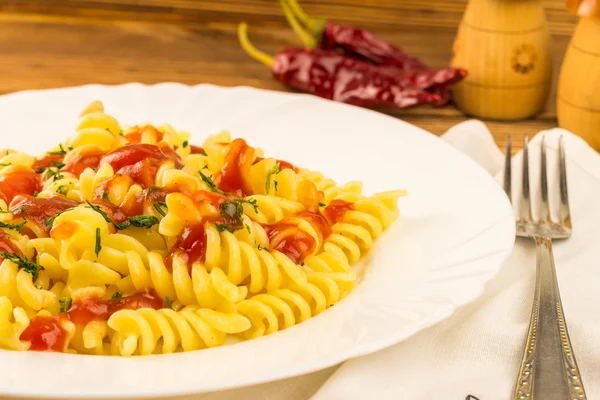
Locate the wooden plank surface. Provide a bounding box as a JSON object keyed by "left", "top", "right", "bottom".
{"left": 0, "top": 0, "right": 579, "bottom": 150}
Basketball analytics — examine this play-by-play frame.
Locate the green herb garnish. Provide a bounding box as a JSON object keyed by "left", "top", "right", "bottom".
{"left": 0, "top": 163, "right": 11, "bottom": 167}
{"left": 153, "top": 201, "right": 167, "bottom": 217}
{"left": 86, "top": 200, "right": 159, "bottom": 230}
{"left": 257, "top": 244, "right": 268, "bottom": 252}
{"left": 59, "top": 297, "right": 72, "bottom": 313}
{"left": 319, "top": 202, "right": 326, "bottom": 207}
{"left": 45, "top": 209, "right": 71, "bottom": 227}
{"left": 198, "top": 170, "right": 225, "bottom": 194}
{"left": 1, "top": 252, "right": 43, "bottom": 280}
{"left": 51, "top": 160, "right": 65, "bottom": 169}
{"left": 95, "top": 227, "right": 102, "bottom": 257}
{"left": 245, "top": 224, "right": 251, "bottom": 233}
{"left": 216, "top": 223, "right": 234, "bottom": 233}
{"left": 47, "top": 144, "right": 67, "bottom": 156}
{"left": 0, "top": 220, "right": 26, "bottom": 234}
{"left": 127, "top": 215, "right": 160, "bottom": 229}
{"left": 166, "top": 296, "right": 173, "bottom": 310}
{"left": 56, "top": 185, "right": 68, "bottom": 195}
{"left": 265, "top": 163, "right": 281, "bottom": 194}
{"left": 111, "top": 292, "right": 123, "bottom": 299}
{"left": 182, "top": 140, "right": 188, "bottom": 148}
{"left": 200, "top": 149, "right": 208, "bottom": 156}
{"left": 101, "top": 192, "right": 109, "bottom": 201}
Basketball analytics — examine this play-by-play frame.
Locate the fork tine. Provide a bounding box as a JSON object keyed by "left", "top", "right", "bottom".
{"left": 504, "top": 136, "right": 512, "bottom": 200}
{"left": 540, "top": 135, "right": 550, "bottom": 226}
{"left": 559, "top": 136, "right": 572, "bottom": 229}
{"left": 520, "top": 135, "right": 532, "bottom": 223}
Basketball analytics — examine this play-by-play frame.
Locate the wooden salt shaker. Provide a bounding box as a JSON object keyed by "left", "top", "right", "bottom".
{"left": 558, "top": 0, "right": 600, "bottom": 150}
{"left": 450, "top": 0, "right": 553, "bottom": 120}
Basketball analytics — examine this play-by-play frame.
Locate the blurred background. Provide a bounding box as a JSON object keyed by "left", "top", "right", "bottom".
{"left": 0, "top": 0, "right": 580, "bottom": 146}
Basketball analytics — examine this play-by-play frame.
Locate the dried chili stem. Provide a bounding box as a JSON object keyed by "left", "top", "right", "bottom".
{"left": 280, "top": 0, "right": 317, "bottom": 49}
{"left": 237, "top": 23, "right": 274, "bottom": 68}
{"left": 283, "top": 0, "right": 327, "bottom": 39}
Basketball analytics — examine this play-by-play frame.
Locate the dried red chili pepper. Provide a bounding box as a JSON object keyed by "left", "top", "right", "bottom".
{"left": 238, "top": 23, "right": 455, "bottom": 109}
{"left": 280, "top": 0, "right": 427, "bottom": 70}
{"left": 279, "top": 0, "right": 467, "bottom": 105}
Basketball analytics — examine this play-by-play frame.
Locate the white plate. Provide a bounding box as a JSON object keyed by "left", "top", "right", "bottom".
{"left": 0, "top": 83, "right": 515, "bottom": 399}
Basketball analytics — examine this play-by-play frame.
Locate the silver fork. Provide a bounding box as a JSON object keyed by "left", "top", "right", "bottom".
{"left": 507, "top": 136, "right": 586, "bottom": 399}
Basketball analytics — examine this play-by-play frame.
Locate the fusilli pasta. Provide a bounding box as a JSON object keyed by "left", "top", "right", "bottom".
{"left": 0, "top": 100, "right": 405, "bottom": 355}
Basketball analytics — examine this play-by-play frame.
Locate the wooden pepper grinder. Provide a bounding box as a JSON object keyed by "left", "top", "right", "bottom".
{"left": 450, "top": 0, "right": 553, "bottom": 120}
{"left": 557, "top": 0, "right": 600, "bottom": 150}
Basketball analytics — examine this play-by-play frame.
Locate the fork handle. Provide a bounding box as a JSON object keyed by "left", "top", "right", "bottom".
{"left": 514, "top": 236, "right": 586, "bottom": 399}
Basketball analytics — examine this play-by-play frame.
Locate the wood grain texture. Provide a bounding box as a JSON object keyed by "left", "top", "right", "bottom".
{"left": 0, "top": 0, "right": 579, "bottom": 150}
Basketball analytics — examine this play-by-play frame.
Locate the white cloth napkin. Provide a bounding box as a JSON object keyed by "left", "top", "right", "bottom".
{"left": 188, "top": 121, "right": 600, "bottom": 400}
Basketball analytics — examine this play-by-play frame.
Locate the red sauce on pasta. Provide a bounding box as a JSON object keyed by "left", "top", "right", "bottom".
{"left": 323, "top": 199, "right": 354, "bottom": 225}
{"left": 262, "top": 220, "right": 317, "bottom": 264}
{"left": 298, "top": 211, "right": 332, "bottom": 241}
{"left": 20, "top": 290, "right": 162, "bottom": 352}
{"left": 10, "top": 195, "right": 78, "bottom": 233}
{"left": 20, "top": 316, "right": 67, "bottom": 352}
{"left": 60, "top": 151, "right": 105, "bottom": 177}
{"left": 0, "top": 230, "right": 23, "bottom": 259}
{"left": 0, "top": 169, "right": 39, "bottom": 204}
{"left": 32, "top": 154, "right": 64, "bottom": 173}
{"left": 252, "top": 157, "right": 297, "bottom": 172}
{"left": 118, "top": 186, "right": 170, "bottom": 217}
{"left": 190, "top": 145, "right": 205, "bottom": 154}
{"left": 214, "top": 139, "right": 254, "bottom": 196}
{"left": 99, "top": 144, "right": 182, "bottom": 188}
{"left": 166, "top": 224, "right": 208, "bottom": 269}
{"left": 66, "top": 289, "right": 162, "bottom": 324}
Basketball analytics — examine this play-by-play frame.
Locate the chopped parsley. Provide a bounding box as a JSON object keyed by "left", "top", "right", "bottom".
{"left": 1, "top": 252, "right": 43, "bottom": 281}
{"left": 274, "top": 180, "right": 278, "bottom": 191}
{"left": 0, "top": 163, "right": 11, "bottom": 167}
{"left": 111, "top": 292, "right": 123, "bottom": 299}
{"left": 59, "top": 297, "right": 72, "bottom": 313}
{"left": 127, "top": 215, "right": 160, "bottom": 229}
{"left": 47, "top": 144, "right": 67, "bottom": 156}
{"left": 245, "top": 224, "right": 251, "bottom": 233}
{"left": 182, "top": 140, "right": 188, "bottom": 148}
{"left": 0, "top": 220, "right": 26, "bottom": 234}
{"left": 200, "top": 149, "right": 208, "bottom": 156}
{"left": 202, "top": 165, "right": 209, "bottom": 170}
{"left": 153, "top": 201, "right": 167, "bottom": 217}
{"left": 44, "top": 168, "right": 64, "bottom": 181}
{"left": 101, "top": 192, "right": 109, "bottom": 201}
{"left": 265, "top": 163, "right": 281, "bottom": 194}
{"left": 319, "top": 202, "right": 326, "bottom": 207}
{"left": 198, "top": 170, "right": 224, "bottom": 194}
{"left": 0, "top": 207, "right": 8, "bottom": 214}
{"left": 51, "top": 160, "right": 65, "bottom": 169}
{"left": 95, "top": 227, "right": 102, "bottom": 257}
{"left": 12, "top": 207, "right": 25, "bottom": 213}
{"left": 33, "top": 191, "right": 39, "bottom": 197}
{"left": 257, "top": 244, "right": 268, "bottom": 252}
{"left": 166, "top": 296, "right": 173, "bottom": 310}
{"left": 45, "top": 209, "right": 71, "bottom": 227}
{"left": 216, "top": 223, "right": 234, "bottom": 233}
{"left": 86, "top": 200, "right": 160, "bottom": 230}
{"left": 56, "top": 185, "right": 68, "bottom": 195}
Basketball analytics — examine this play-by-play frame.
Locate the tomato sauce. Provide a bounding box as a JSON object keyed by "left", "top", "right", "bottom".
{"left": 32, "top": 154, "right": 64, "bottom": 173}
{"left": 60, "top": 151, "right": 105, "bottom": 177}
{"left": 20, "top": 316, "right": 67, "bottom": 352}
{"left": 91, "top": 200, "right": 129, "bottom": 224}
{"left": 262, "top": 220, "right": 317, "bottom": 264}
{"left": 19, "top": 289, "right": 162, "bottom": 352}
{"left": 323, "top": 199, "right": 354, "bottom": 225}
{"left": 10, "top": 195, "right": 78, "bottom": 233}
{"left": 298, "top": 211, "right": 332, "bottom": 241}
{"left": 0, "top": 169, "right": 39, "bottom": 205}
{"left": 214, "top": 139, "right": 254, "bottom": 196}
{"left": 99, "top": 144, "right": 182, "bottom": 188}
{"left": 190, "top": 145, "right": 205, "bottom": 154}
{"left": 0, "top": 230, "right": 23, "bottom": 260}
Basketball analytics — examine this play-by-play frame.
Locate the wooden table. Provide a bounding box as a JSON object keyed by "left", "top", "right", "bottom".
{"left": 0, "top": 0, "right": 579, "bottom": 152}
